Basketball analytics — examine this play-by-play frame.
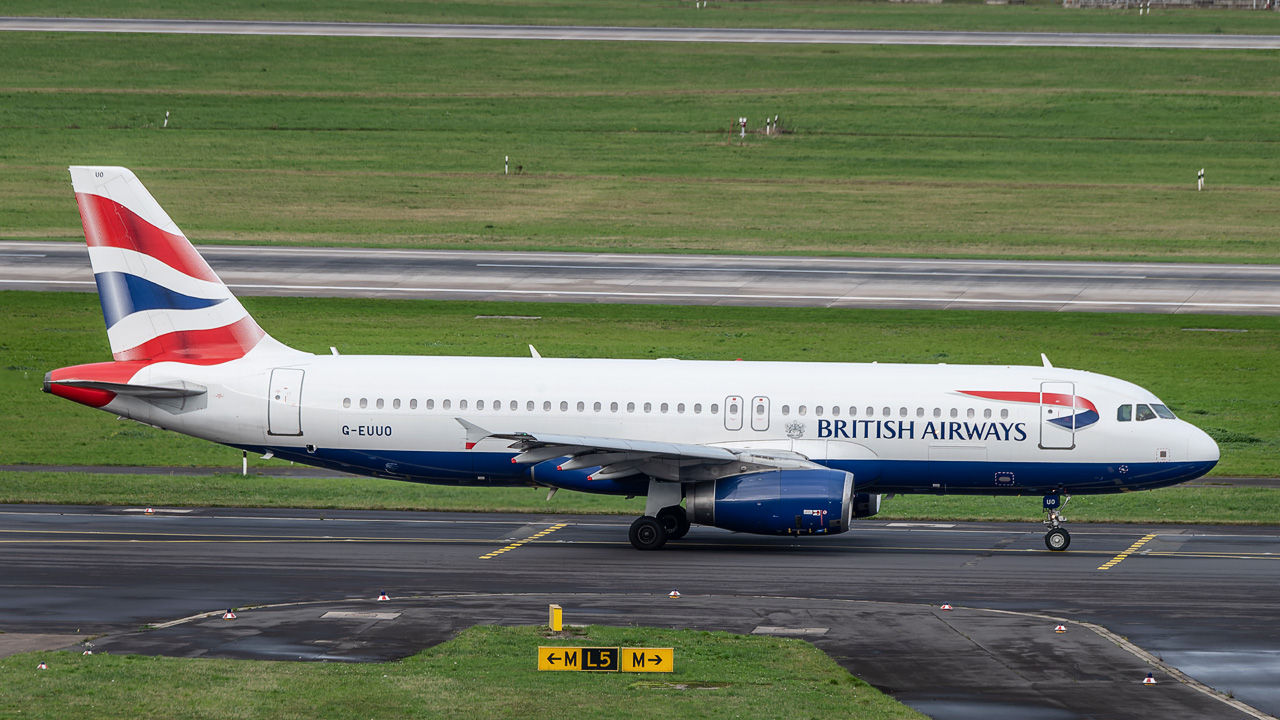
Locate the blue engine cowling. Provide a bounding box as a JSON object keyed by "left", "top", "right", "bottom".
{"left": 685, "top": 468, "right": 855, "bottom": 535}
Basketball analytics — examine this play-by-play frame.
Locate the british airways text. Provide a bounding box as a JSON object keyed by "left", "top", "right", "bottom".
{"left": 817, "top": 420, "right": 1027, "bottom": 442}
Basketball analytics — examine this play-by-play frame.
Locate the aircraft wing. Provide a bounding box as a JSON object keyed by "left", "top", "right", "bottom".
{"left": 456, "top": 418, "right": 818, "bottom": 483}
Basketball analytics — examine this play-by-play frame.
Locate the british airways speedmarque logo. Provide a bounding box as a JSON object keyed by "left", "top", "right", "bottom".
{"left": 958, "top": 390, "right": 1099, "bottom": 431}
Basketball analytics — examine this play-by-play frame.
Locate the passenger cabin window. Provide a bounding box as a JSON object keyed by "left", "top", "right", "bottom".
{"left": 476, "top": 400, "right": 484, "bottom": 410}
{"left": 459, "top": 400, "right": 468, "bottom": 410}
{"left": 933, "top": 408, "right": 941, "bottom": 418}
{"left": 1136, "top": 404, "right": 1157, "bottom": 421}
{"left": 677, "top": 403, "right": 685, "bottom": 414}
{"left": 343, "top": 398, "right": 351, "bottom": 408}
{"left": 661, "top": 403, "right": 669, "bottom": 413}
{"left": 426, "top": 399, "right": 435, "bottom": 410}
{"left": 711, "top": 403, "right": 720, "bottom": 414}
{"left": 815, "top": 406, "right": 823, "bottom": 417}
{"left": 393, "top": 399, "right": 401, "bottom": 409}
{"left": 628, "top": 402, "right": 636, "bottom": 413}
{"left": 644, "top": 402, "right": 652, "bottom": 413}
{"left": 1152, "top": 404, "right": 1176, "bottom": 419}
{"left": 1117, "top": 405, "right": 1132, "bottom": 422}
{"left": 693, "top": 403, "right": 702, "bottom": 414}
{"left": 594, "top": 402, "right": 602, "bottom": 412}
{"left": 376, "top": 398, "right": 385, "bottom": 410}
{"left": 611, "top": 402, "right": 619, "bottom": 412}
{"left": 983, "top": 408, "right": 991, "bottom": 419}
{"left": 577, "top": 401, "right": 585, "bottom": 412}
{"left": 544, "top": 401, "right": 552, "bottom": 411}
{"left": 1000, "top": 409, "right": 1008, "bottom": 419}
{"left": 798, "top": 405, "right": 807, "bottom": 416}
{"left": 849, "top": 407, "right": 857, "bottom": 417}
{"left": 832, "top": 406, "right": 840, "bottom": 417}
{"left": 360, "top": 398, "right": 368, "bottom": 409}
{"left": 410, "top": 399, "right": 418, "bottom": 410}
{"left": 527, "top": 401, "right": 535, "bottom": 411}
{"left": 560, "top": 401, "right": 569, "bottom": 412}
{"left": 781, "top": 405, "right": 791, "bottom": 416}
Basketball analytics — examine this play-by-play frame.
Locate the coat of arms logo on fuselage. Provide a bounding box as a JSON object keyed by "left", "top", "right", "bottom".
{"left": 785, "top": 420, "right": 805, "bottom": 439}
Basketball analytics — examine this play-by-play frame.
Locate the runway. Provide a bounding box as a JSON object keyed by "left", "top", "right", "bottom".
{"left": 3, "top": 240, "right": 1278, "bottom": 315}
{"left": 1, "top": 504, "right": 1276, "bottom": 719}
{"left": 3, "top": 17, "right": 1280, "bottom": 50}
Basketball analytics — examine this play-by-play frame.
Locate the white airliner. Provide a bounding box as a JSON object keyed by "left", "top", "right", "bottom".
{"left": 46, "top": 167, "right": 1219, "bottom": 551}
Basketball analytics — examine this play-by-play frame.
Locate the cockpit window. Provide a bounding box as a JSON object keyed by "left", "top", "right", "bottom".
{"left": 1135, "top": 403, "right": 1157, "bottom": 421}
{"left": 1116, "top": 405, "right": 1132, "bottom": 422}
{"left": 1151, "top": 403, "right": 1176, "bottom": 419}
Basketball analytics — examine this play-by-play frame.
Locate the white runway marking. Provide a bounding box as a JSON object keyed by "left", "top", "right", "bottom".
{"left": 476, "top": 262, "right": 1143, "bottom": 280}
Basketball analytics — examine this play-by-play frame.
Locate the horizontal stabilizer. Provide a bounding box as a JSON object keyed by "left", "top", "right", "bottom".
{"left": 46, "top": 378, "right": 207, "bottom": 399}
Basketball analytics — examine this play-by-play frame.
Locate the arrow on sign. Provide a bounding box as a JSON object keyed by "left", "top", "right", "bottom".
{"left": 648, "top": 655, "right": 663, "bottom": 666}
{"left": 546, "top": 653, "right": 559, "bottom": 665}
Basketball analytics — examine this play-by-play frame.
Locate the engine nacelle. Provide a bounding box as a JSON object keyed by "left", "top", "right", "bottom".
{"left": 686, "top": 468, "right": 854, "bottom": 535}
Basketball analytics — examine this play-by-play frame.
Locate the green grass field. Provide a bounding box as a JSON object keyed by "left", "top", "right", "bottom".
{"left": 0, "top": 625, "right": 926, "bottom": 720}
{"left": 1, "top": 471, "right": 1275, "bottom": 525}
{"left": 2, "top": 30, "right": 1279, "bottom": 261}
{"left": 3, "top": 291, "right": 1276, "bottom": 476}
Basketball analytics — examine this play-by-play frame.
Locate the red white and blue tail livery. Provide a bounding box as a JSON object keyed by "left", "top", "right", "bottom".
{"left": 46, "top": 167, "right": 1220, "bottom": 552}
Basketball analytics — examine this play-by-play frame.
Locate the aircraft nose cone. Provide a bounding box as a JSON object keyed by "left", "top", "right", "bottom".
{"left": 1188, "top": 425, "right": 1220, "bottom": 464}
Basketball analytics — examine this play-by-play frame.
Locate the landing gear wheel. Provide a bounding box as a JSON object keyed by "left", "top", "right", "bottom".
{"left": 629, "top": 515, "right": 667, "bottom": 551}
{"left": 657, "top": 506, "right": 690, "bottom": 541}
{"left": 1045, "top": 527, "right": 1071, "bottom": 552}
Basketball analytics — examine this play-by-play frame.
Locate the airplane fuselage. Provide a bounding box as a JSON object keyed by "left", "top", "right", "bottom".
{"left": 91, "top": 351, "right": 1218, "bottom": 498}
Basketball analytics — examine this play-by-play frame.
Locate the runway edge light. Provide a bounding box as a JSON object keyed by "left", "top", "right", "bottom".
{"left": 1143, "top": 673, "right": 1157, "bottom": 685}
{"left": 940, "top": 604, "right": 953, "bottom": 611}
{"left": 669, "top": 590, "right": 681, "bottom": 599}
{"left": 377, "top": 591, "right": 390, "bottom": 602}
{"left": 223, "top": 609, "right": 237, "bottom": 620}
{"left": 37, "top": 662, "right": 47, "bottom": 670}
{"left": 1054, "top": 624, "right": 1067, "bottom": 634}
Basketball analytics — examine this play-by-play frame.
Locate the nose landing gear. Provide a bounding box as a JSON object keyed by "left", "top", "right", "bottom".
{"left": 1043, "top": 493, "right": 1071, "bottom": 551}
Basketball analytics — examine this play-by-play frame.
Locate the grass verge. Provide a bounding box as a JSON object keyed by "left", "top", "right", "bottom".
{"left": 2, "top": 472, "right": 1276, "bottom": 525}
{"left": 0, "top": 625, "right": 926, "bottom": 720}
{"left": 2, "top": 32, "right": 1279, "bottom": 261}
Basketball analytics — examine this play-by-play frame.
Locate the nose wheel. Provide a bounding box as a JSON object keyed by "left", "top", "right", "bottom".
{"left": 1043, "top": 493, "right": 1071, "bottom": 551}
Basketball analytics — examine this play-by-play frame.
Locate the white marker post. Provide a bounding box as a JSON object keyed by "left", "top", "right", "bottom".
{"left": 739, "top": 117, "right": 747, "bottom": 138}
{"left": 505, "top": 156, "right": 509, "bottom": 175}
{"left": 1198, "top": 168, "right": 1205, "bottom": 191}
{"left": 163, "top": 111, "right": 169, "bottom": 128}
{"left": 242, "top": 450, "right": 247, "bottom": 476}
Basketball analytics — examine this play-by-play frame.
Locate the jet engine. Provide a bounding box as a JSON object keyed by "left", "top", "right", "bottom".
{"left": 685, "top": 468, "right": 856, "bottom": 535}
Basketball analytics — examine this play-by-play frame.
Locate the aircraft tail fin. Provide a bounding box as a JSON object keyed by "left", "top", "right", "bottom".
{"left": 69, "top": 166, "right": 291, "bottom": 364}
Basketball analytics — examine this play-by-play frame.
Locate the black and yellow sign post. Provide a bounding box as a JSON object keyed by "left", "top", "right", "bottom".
{"left": 538, "top": 647, "right": 619, "bottom": 672}
{"left": 621, "top": 647, "right": 674, "bottom": 673}
{"left": 538, "top": 647, "right": 673, "bottom": 673}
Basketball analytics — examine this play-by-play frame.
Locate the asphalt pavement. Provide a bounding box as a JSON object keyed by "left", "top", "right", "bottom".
{"left": 1, "top": 505, "right": 1276, "bottom": 719}
{"left": 5, "top": 241, "right": 1279, "bottom": 314}
{"left": 3, "top": 17, "right": 1279, "bottom": 50}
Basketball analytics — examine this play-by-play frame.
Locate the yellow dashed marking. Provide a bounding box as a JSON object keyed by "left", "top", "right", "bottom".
{"left": 479, "top": 523, "right": 568, "bottom": 560}
{"left": 1098, "top": 534, "right": 1158, "bottom": 570}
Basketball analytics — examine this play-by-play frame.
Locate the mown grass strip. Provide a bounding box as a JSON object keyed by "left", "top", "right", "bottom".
{"left": 2, "top": 472, "right": 1277, "bottom": 525}
{"left": 2, "top": 32, "right": 1279, "bottom": 261}
{"left": 0, "top": 625, "right": 926, "bottom": 720}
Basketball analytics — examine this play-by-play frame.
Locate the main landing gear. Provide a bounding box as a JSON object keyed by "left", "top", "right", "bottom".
{"left": 628, "top": 505, "right": 690, "bottom": 551}
{"left": 1043, "top": 493, "right": 1071, "bottom": 551}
